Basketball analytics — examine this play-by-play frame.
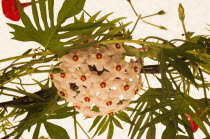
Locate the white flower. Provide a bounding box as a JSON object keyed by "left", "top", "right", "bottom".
{"left": 52, "top": 72, "right": 75, "bottom": 89}
{"left": 94, "top": 71, "right": 114, "bottom": 92}
{"left": 117, "top": 100, "right": 131, "bottom": 111}
{"left": 51, "top": 37, "right": 143, "bottom": 116}
{"left": 75, "top": 87, "right": 95, "bottom": 107}
{"left": 62, "top": 49, "right": 88, "bottom": 72}
{"left": 126, "top": 59, "right": 141, "bottom": 79}
{"left": 72, "top": 64, "right": 93, "bottom": 88}
{"left": 106, "top": 55, "right": 128, "bottom": 79}
{"left": 106, "top": 43, "right": 125, "bottom": 56}
{"left": 86, "top": 46, "right": 110, "bottom": 71}
{"left": 117, "top": 78, "right": 135, "bottom": 99}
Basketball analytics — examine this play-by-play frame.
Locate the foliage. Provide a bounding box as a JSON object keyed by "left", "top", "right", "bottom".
{"left": 0, "top": 0, "right": 210, "bottom": 139}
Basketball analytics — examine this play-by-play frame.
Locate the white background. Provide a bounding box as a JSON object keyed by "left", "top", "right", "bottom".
{"left": 0, "top": 0, "right": 210, "bottom": 139}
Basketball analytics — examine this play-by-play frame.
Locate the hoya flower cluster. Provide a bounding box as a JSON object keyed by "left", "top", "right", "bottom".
{"left": 50, "top": 39, "right": 143, "bottom": 118}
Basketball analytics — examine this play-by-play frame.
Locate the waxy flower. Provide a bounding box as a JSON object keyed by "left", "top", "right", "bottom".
{"left": 2, "top": 0, "right": 38, "bottom": 21}
{"left": 51, "top": 37, "right": 143, "bottom": 117}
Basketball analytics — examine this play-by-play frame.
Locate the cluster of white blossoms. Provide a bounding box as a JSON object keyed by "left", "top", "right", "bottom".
{"left": 50, "top": 38, "right": 143, "bottom": 118}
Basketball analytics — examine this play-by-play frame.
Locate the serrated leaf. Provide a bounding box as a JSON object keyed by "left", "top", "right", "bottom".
{"left": 44, "top": 122, "right": 70, "bottom": 139}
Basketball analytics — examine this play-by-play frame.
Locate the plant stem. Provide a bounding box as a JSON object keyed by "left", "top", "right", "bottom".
{"left": 181, "top": 20, "right": 190, "bottom": 41}
{"left": 76, "top": 121, "right": 91, "bottom": 139}
{"left": 6, "top": 119, "right": 24, "bottom": 139}
{"left": 198, "top": 68, "right": 209, "bottom": 109}
{"left": 73, "top": 108, "right": 78, "bottom": 139}
{"left": 140, "top": 58, "right": 150, "bottom": 88}
{"left": 100, "top": 39, "right": 172, "bottom": 48}
{"left": 127, "top": 0, "right": 138, "bottom": 16}
{"left": 0, "top": 51, "right": 53, "bottom": 63}
{"left": 129, "top": 15, "right": 141, "bottom": 37}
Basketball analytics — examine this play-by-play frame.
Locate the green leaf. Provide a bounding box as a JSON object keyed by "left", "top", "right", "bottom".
{"left": 107, "top": 121, "right": 114, "bottom": 139}
{"left": 146, "top": 124, "right": 156, "bottom": 139}
{"left": 57, "top": 0, "right": 86, "bottom": 24}
{"left": 89, "top": 116, "right": 103, "bottom": 132}
{"left": 175, "top": 135, "right": 190, "bottom": 139}
{"left": 162, "top": 121, "right": 176, "bottom": 139}
{"left": 112, "top": 117, "right": 123, "bottom": 129}
{"left": 33, "top": 123, "right": 42, "bottom": 139}
{"left": 92, "top": 116, "right": 107, "bottom": 138}
{"left": 167, "top": 56, "right": 197, "bottom": 86}
{"left": 44, "top": 122, "right": 70, "bottom": 139}
{"left": 98, "top": 118, "right": 110, "bottom": 135}
{"left": 140, "top": 112, "right": 172, "bottom": 130}
{"left": 115, "top": 111, "right": 131, "bottom": 123}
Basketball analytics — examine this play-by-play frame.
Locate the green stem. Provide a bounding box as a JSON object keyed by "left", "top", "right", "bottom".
{"left": 73, "top": 108, "right": 78, "bottom": 139}
{"left": 0, "top": 51, "right": 53, "bottom": 63}
{"left": 76, "top": 121, "right": 91, "bottom": 139}
{"left": 99, "top": 39, "right": 172, "bottom": 48}
{"left": 127, "top": 0, "right": 138, "bottom": 16}
{"left": 181, "top": 21, "right": 190, "bottom": 41}
{"left": 140, "top": 58, "right": 150, "bottom": 88}
{"left": 198, "top": 68, "right": 209, "bottom": 109}
{"left": 129, "top": 15, "right": 141, "bottom": 37}
{"left": 6, "top": 119, "right": 24, "bottom": 139}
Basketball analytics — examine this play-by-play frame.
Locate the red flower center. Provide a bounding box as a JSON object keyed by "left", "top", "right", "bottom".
{"left": 115, "top": 43, "right": 121, "bottom": 49}
{"left": 115, "top": 65, "right": 122, "bottom": 71}
{"left": 72, "top": 55, "right": 79, "bottom": 61}
{"left": 49, "top": 74, "right": 53, "bottom": 80}
{"left": 60, "top": 73, "right": 66, "bottom": 78}
{"left": 106, "top": 101, "right": 112, "bottom": 106}
{"left": 75, "top": 105, "right": 81, "bottom": 109}
{"left": 108, "top": 112, "right": 114, "bottom": 115}
{"left": 100, "top": 82, "right": 106, "bottom": 88}
{"left": 134, "top": 89, "right": 139, "bottom": 95}
{"left": 60, "top": 91, "right": 65, "bottom": 97}
{"left": 80, "top": 75, "right": 87, "bottom": 81}
{"left": 124, "top": 85, "right": 129, "bottom": 91}
{"left": 83, "top": 40, "right": 89, "bottom": 44}
{"left": 96, "top": 53, "right": 102, "bottom": 60}
{"left": 134, "top": 66, "right": 138, "bottom": 72}
{"left": 84, "top": 97, "right": 90, "bottom": 102}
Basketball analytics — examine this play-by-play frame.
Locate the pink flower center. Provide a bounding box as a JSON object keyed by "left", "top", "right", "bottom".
{"left": 100, "top": 82, "right": 107, "bottom": 88}
{"left": 84, "top": 97, "right": 91, "bottom": 102}
{"left": 96, "top": 53, "right": 102, "bottom": 60}
{"left": 115, "top": 43, "right": 121, "bottom": 49}
{"left": 115, "top": 65, "right": 122, "bottom": 71}
{"left": 80, "top": 75, "right": 87, "bottom": 81}
{"left": 72, "top": 55, "right": 79, "bottom": 61}
{"left": 124, "top": 85, "right": 129, "bottom": 91}
{"left": 60, "top": 73, "right": 66, "bottom": 78}
{"left": 106, "top": 101, "right": 112, "bottom": 106}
